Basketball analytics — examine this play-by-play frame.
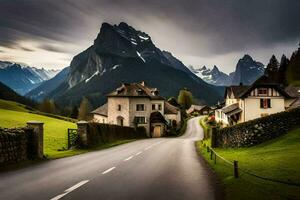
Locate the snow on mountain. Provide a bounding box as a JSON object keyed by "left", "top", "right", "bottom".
{"left": 0, "top": 61, "right": 60, "bottom": 95}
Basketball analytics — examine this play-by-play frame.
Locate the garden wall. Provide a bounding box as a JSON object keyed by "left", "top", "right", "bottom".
{"left": 77, "top": 122, "right": 147, "bottom": 147}
{"left": 216, "top": 108, "right": 300, "bottom": 148}
{"left": 0, "top": 127, "right": 34, "bottom": 165}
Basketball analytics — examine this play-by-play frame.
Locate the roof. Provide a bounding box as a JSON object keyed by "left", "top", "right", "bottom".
{"left": 107, "top": 81, "right": 164, "bottom": 100}
{"left": 150, "top": 111, "right": 167, "bottom": 124}
{"left": 91, "top": 103, "right": 108, "bottom": 117}
{"left": 221, "top": 103, "right": 242, "bottom": 116}
{"left": 165, "top": 102, "right": 180, "bottom": 115}
{"left": 225, "top": 86, "right": 251, "bottom": 99}
{"left": 289, "top": 98, "right": 300, "bottom": 110}
{"left": 284, "top": 86, "right": 300, "bottom": 98}
{"left": 186, "top": 104, "right": 209, "bottom": 114}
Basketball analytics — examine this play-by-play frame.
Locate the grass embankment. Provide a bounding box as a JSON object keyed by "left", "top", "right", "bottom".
{"left": 0, "top": 99, "right": 134, "bottom": 159}
{"left": 197, "top": 124, "right": 300, "bottom": 200}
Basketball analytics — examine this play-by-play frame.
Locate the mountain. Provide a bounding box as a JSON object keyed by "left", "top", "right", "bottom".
{"left": 0, "top": 81, "right": 36, "bottom": 107}
{"left": 190, "top": 65, "right": 231, "bottom": 86}
{"left": 189, "top": 55, "right": 265, "bottom": 86}
{"left": 26, "top": 67, "right": 69, "bottom": 102}
{"left": 230, "top": 55, "right": 264, "bottom": 85}
{"left": 0, "top": 61, "right": 59, "bottom": 95}
{"left": 47, "top": 22, "right": 222, "bottom": 107}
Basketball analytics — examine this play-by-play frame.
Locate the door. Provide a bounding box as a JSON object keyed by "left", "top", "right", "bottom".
{"left": 153, "top": 125, "right": 161, "bottom": 137}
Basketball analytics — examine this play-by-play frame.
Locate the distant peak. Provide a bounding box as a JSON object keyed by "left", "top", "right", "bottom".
{"left": 212, "top": 65, "right": 219, "bottom": 71}
{"left": 241, "top": 54, "right": 253, "bottom": 61}
{"left": 200, "top": 66, "right": 207, "bottom": 70}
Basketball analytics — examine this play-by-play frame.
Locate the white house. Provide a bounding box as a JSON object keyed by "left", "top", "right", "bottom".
{"left": 91, "top": 81, "right": 181, "bottom": 137}
{"left": 215, "top": 75, "right": 299, "bottom": 126}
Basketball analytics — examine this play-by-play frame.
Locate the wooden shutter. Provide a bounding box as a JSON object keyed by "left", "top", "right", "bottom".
{"left": 260, "top": 99, "right": 264, "bottom": 108}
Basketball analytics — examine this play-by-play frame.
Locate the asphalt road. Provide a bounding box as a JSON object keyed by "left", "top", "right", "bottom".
{"left": 0, "top": 116, "right": 221, "bottom": 200}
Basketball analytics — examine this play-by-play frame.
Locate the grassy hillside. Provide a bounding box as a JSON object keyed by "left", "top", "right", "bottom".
{"left": 197, "top": 128, "right": 300, "bottom": 200}
{"left": 0, "top": 99, "right": 76, "bottom": 158}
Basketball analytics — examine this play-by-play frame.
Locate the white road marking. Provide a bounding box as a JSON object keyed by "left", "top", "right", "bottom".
{"left": 102, "top": 167, "right": 116, "bottom": 174}
{"left": 50, "top": 180, "right": 89, "bottom": 200}
{"left": 124, "top": 156, "right": 133, "bottom": 161}
{"left": 135, "top": 151, "right": 142, "bottom": 155}
{"left": 145, "top": 146, "right": 152, "bottom": 150}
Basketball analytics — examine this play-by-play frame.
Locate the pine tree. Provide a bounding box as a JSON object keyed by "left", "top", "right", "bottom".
{"left": 78, "top": 97, "right": 91, "bottom": 120}
{"left": 178, "top": 88, "right": 193, "bottom": 110}
{"left": 39, "top": 98, "right": 52, "bottom": 113}
{"left": 287, "top": 44, "right": 300, "bottom": 85}
{"left": 265, "top": 55, "right": 279, "bottom": 76}
{"left": 278, "top": 55, "right": 289, "bottom": 86}
{"left": 70, "top": 106, "right": 79, "bottom": 119}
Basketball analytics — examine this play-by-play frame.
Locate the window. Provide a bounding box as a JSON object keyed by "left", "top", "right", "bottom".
{"left": 260, "top": 99, "right": 271, "bottom": 109}
{"left": 117, "top": 105, "right": 121, "bottom": 111}
{"left": 158, "top": 104, "right": 162, "bottom": 110}
{"left": 152, "top": 104, "right": 156, "bottom": 110}
{"left": 136, "top": 104, "right": 145, "bottom": 111}
{"left": 258, "top": 88, "right": 268, "bottom": 95}
{"left": 135, "top": 116, "right": 146, "bottom": 124}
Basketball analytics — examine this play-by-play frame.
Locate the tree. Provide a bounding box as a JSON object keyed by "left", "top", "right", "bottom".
{"left": 39, "top": 98, "right": 56, "bottom": 114}
{"left": 265, "top": 55, "right": 279, "bottom": 76}
{"left": 78, "top": 97, "right": 91, "bottom": 120}
{"left": 177, "top": 88, "right": 193, "bottom": 110}
{"left": 278, "top": 54, "right": 289, "bottom": 86}
{"left": 70, "top": 106, "right": 79, "bottom": 119}
{"left": 287, "top": 44, "right": 300, "bottom": 85}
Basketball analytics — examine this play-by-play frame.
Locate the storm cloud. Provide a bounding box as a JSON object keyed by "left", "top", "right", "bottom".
{"left": 0, "top": 0, "right": 299, "bottom": 71}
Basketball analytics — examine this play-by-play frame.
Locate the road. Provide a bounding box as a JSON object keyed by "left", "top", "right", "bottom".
{"left": 0, "top": 116, "right": 221, "bottom": 200}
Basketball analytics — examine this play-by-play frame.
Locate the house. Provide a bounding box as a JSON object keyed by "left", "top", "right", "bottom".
{"left": 215, "top": 75, "right": 299, "bottom": 126}
{"left": 91, "top": 81, "right": 181, "bottom": 137}
{"left": 186, "top": 104, "right": 211, "bottom": 115}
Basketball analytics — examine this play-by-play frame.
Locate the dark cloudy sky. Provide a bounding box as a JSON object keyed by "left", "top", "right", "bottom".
{"left": 0, "top": 0, "right": 299, "bottom": 73}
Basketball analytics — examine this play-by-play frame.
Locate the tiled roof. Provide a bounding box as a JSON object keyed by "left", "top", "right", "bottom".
{"left": 186, "top": 104, "right": 208, "bottom": 114}
{"left": 222, "top": 103, "right": 241, "bottom": 115}
{"left": 107, "top": 81, "right": 164, "bottom": 100}
{"left": 165, "top": 102, "right": 180, "bottom": 115}
{"left": 91, "top": 103, "right": 108, "bottom": 117}
{"left": 225, "top": 86, "right": 251, "bottom": 98}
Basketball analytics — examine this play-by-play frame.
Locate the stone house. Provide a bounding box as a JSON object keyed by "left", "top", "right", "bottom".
{"left": 215, "top": 75, "right": 299, "bottom": 126}
{"left": 91, "top": 81, "right": 181, "bottom": 137}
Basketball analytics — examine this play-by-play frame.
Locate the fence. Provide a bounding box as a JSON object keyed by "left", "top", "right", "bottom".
{"left": 204, "top": 144, "right": 300, "bottom": 187}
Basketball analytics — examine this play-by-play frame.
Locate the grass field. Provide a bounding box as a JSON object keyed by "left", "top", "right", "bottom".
{"left": 0, "top": 99, "right": 77, "bottom": 158}
{"left": 197, "top": 127, "right": 300, "bottom": 200}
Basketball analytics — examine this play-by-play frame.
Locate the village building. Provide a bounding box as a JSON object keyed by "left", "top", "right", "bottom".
{"left": 186, "top": 104, "right": 211, "bottom": 115}
{"left": 91, "top": 81, "right": 181, "bottom": 137}
{"left": 215, "top": 75, "right": 300, "bottom": 126}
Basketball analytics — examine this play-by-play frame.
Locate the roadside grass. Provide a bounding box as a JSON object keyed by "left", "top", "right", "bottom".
{"left": 0, "top": 99, "right": 139, "bottom": 159}
{"left": 0, "top": 107, "right": 76, "bottom": 158}
{"left": 197, "top": 127, "right": 300, "bottom": 200}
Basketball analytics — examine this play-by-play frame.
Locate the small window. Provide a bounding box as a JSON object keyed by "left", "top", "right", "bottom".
{"left": 158, "top": 104, "right": 162, "bottom": 110}
{"left": 136, "top": 104, "right": 145, "bottom": 111}
{"left": 118, "top": 105, "right": 121, "bottom": 111}
{"left": 258, "top": 88, "right": 268, "bottom": 95}
{"left": 260, "top": 99, "right": 271, "bottom": 109}
{"left": 152, "top": 104, "right": 156, "bottom": 110}
{"left": 135, "top": 117, "right": 146, "bottom": 124}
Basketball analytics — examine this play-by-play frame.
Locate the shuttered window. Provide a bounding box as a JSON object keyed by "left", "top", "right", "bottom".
{"left": 260, "top": 99, "right": 271, "bottom": 109}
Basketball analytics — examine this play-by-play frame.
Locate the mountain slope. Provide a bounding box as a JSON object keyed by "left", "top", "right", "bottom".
{"left": 0, "top": 61, "right": 59, "bottom": 95}
{"left": 26, "top": 67, "right": 69, "bottom": 102}
{"left": 0, "top": 81, "right": 35, "bottom": 107}
{"left": 49, "top": 22, "right": 222, "bottom": 107}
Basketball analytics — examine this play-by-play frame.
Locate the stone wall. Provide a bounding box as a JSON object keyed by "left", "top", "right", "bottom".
{"left": 77, "top": 121, "right": 147, "bottom": 147}
{"left": 0, "top": 127, "right": 34, "bottom": 165}
{"left": 215, "top": 108, "right": 300, "bottom": 148}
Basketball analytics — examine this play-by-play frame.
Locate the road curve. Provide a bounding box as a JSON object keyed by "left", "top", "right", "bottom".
{"left": 0, "top": 116, "right": 221, "bottom": 200}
